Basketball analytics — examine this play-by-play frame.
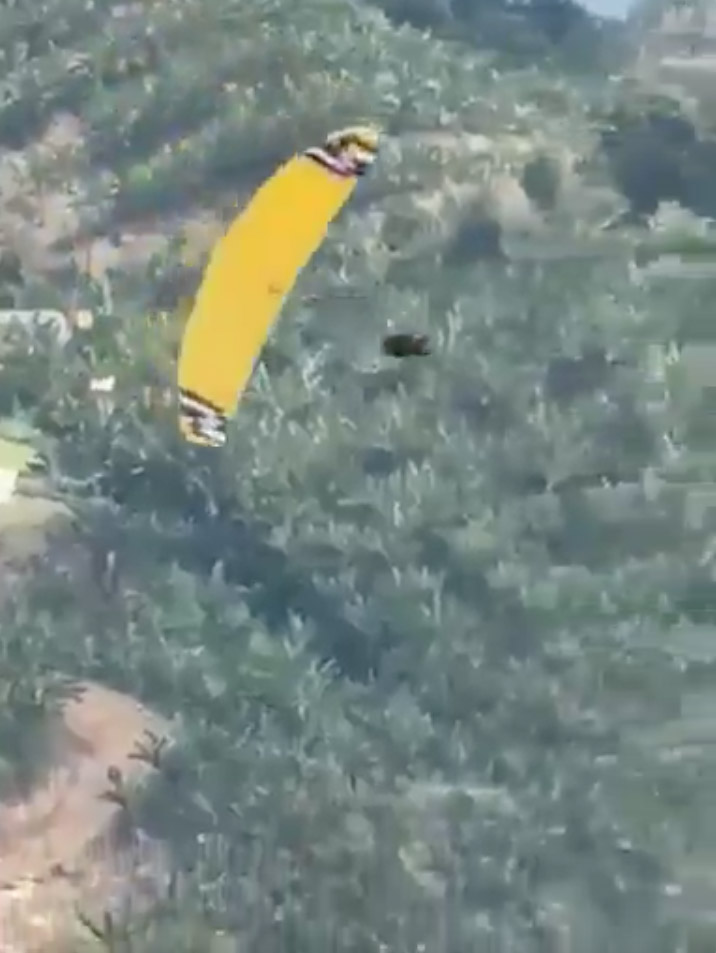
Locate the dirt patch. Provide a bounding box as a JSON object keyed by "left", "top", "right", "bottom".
{"left": 0, "top": 114, "right": 87, "bottom": 276}
{"left": 0, "top": 112, "right": 179, "bottom": 285}
{"left": 0, "top": 681, "right": 171, "bottom": 951}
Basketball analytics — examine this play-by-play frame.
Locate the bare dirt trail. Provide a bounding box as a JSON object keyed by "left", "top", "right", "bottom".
{"left": 0, "top": 681, "right": 171, "bottom": 952}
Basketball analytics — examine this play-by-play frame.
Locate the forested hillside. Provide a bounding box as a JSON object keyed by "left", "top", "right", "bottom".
{"left": 2, "top": 0, "right": 716, "bottom": 949}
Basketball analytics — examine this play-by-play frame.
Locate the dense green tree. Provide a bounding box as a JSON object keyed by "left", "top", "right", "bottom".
{"left": 597, "top": 94, "right": 716, "bottom": 219}
{"left": 374, "top": 0, "right": 626, "bottom": 71}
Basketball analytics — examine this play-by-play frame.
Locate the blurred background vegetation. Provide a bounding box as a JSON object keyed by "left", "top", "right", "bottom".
{"left": 2, "top": 0, "right": 716, "bottom": 949}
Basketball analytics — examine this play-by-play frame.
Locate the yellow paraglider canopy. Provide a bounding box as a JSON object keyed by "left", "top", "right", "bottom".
{"left": 177, "top": 125, "right": 380, "bottom": 447}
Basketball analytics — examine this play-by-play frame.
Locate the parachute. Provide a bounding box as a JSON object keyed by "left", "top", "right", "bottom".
{"left": 177, "top": 125, "right": 380, "bottom": 447}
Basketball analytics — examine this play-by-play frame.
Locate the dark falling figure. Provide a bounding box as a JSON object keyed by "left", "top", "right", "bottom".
{"left": 382, "top": 333, "right": 431, "bottom": 357}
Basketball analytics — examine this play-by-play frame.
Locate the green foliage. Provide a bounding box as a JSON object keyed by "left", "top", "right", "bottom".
{"left": 4, "top": 227, "right": 716, "bottom": 949}
{"left": 0, "top": 604, "right": 79, "bottom": 798}
{"left": 1, "top": 0, "right": 716, "bottom": 949}
{"left": 598, "top": 93, "right": 716, "bottom": 219}
{"left": 521, "top": 153, "right": 562, "bottom": 210}
{"left": 372, "top": 0, "right": 627, "bottom": 72}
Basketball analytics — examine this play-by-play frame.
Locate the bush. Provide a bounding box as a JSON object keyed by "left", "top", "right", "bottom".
{"left": 521, "top": 153, "right": 562, "bottom": 209}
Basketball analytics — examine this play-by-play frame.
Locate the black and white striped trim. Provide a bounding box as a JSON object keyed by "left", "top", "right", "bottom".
{"left": 179, "top": 388, "right": 227, "bottom": 447}
{"left": 179, "top": 388, "right": 223, "bottom": 418}
{"left": 304, "top": 146, "right": 357, "bottom": 177}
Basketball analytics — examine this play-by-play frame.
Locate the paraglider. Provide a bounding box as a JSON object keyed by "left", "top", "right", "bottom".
{"left": 177, "top": 125, "right": 380, "bottom": 447}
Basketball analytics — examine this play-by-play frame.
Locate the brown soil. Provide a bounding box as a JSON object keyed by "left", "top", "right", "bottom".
{"left": 0, "top": 681, "right": 171, "bottom": 952}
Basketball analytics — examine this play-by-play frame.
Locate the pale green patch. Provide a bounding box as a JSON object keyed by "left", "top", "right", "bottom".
{"left": 0, "top": 437, "right": 38, "bottom": 473}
